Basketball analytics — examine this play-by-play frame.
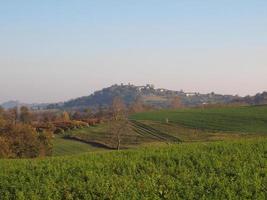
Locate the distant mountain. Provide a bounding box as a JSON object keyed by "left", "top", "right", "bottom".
{"left": 1, "top": 100, "right": 21, "bottom": 109}
{"left": 1, "top": 100, "right": 49, "bottom": 110}
{"left": 47, "top": 84, "right": 241, "bottom": 110}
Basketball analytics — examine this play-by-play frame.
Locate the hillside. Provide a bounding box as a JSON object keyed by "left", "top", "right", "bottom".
{"left": 48, "top": 84, "right": 240, "bottom": 110}
{"left": 48, "top": 105, "right": 267, "bottom": 156}
{"left": 0, "top": 138, "right": 266, "bottom": 199}
{"left": 52, "top": 135, "right": 105, "bottom": 156}
{"left": 131, "top": 105, "right": 267, "bottom": 134}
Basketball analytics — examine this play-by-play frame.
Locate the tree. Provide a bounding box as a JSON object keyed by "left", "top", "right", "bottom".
{"left": 108, "top": 118, "right": 131, "bottom": 150}
{"left": 72, "top": 111, "right": 82, "bottom": 120}
{"left": 171, "top": 96, "right": 182, "bottom": 109}
{"left": 61, "top": 111, "right": 70, "bottom": 121}
{"left": 42, "top": 111, "right": 57, "bottom": 122}
{"left": 7, "top": 107, "right": 18, "bottom": 124}
{"left": 38, "top": 130, "right": 53, "bottom": 157}
{"left": 0, "top": 107, "right": 6, "bottom": 130}
{"left": 5, "top": 124, "right": 40, "bottom": 158}
{"left": 20, "top": 106, "right": 31, "bottom": 124}
{"left": 108, "top": 97, "right": 131, "bottom": 150}
{"left": 84, "top": 108, "right": 92, "bottom": 118}
{"left": 111, "top": 96, "right": 126, "bottom": 120}
{"left": 0, "top": 123, "right": 53, "bottom": 158}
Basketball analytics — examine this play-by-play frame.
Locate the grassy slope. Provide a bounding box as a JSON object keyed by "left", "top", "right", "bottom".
{"left": 63, "top": 123, "right": 162, "bottom": 149}
{"left": 0, "top": 138, "right": 266, "bottom": 199}
{"left": 52, "top": 136, "right": 103, "bottom": 156}
{"left": 130, "top": 105, "right": 267, "bottom": 134}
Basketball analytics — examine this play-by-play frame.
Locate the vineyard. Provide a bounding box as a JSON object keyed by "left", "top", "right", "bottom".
{"left": 0, "top": 138, "right": 266, "bottom": 199}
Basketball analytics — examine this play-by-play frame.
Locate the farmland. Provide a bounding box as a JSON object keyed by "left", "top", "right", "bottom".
{"left": 49, "top": 105, "right": 267, "bottom": 156}
{"left": 1, "top": 105, "right": 267, "bottom": 199}
{"left": 130, "top": 105, "right": 267, "bottom": 134}
{"left": 0, "top": 138, "right": 266, "bottom": 199}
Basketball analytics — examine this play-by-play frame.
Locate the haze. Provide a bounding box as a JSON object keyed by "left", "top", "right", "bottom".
{"left": 1, "top": 1, "right": 267, "bottom": 103}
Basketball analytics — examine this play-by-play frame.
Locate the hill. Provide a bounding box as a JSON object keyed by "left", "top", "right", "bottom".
{"left": 0, "top": 138, "right": 266, "bottom": 199}
{"left": 48, "top": 84, "right": 240, "bottom": 110}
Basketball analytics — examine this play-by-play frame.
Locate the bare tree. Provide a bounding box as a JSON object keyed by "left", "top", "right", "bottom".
{"left": 108, "top": 118, "right": 131, "bottom": 150}
{"left": 111, "top": 96, "right": 126, "bottom": 120}
{"left": 108, "top": 96, "right": 130, "bottom": 150}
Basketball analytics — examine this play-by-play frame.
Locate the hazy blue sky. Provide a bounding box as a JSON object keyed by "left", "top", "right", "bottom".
{"left": 1, "top": 0, "right": 267, "bottom": 103}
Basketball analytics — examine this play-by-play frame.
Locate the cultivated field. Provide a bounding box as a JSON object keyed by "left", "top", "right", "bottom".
{"left": 131, "top": 105, "right": 267, "bottom": 134}
{"left": 0, "top": 138, "right": 266, "bottom": 199}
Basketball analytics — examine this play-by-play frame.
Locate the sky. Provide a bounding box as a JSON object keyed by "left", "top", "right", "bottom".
{"left": 0, "top": 0, "right": 267, "bottom": 103}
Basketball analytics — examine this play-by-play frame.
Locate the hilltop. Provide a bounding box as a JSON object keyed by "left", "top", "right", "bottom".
{"left": 47, "top": 84, "right": 240, "bottom": 110}
{"left": 3, "top": 85, "right": 266, "bottom": 111}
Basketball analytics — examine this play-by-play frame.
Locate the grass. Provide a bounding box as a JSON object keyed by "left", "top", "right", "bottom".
{"left": 63, "top": 123, "right": 164, "bottom": 149}
{"left": 52, "top": 135, "right": 103, "bottom": 156}
{"left": 130, "top": 105, "right": 267, "bottom": 134}
{"left": 0, "top": 138, "right": 266, "bottom": 199}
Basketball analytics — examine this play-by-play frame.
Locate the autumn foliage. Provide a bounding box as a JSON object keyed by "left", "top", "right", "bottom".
{"left": 0, "top": 107, "right": 52, "bottom": 158}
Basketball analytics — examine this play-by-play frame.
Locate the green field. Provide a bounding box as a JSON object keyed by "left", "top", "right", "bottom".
{"left": 0, "top": 138, "right": 266, "bottom": 199}
{"left": 52, "top": 136, "right": 104, "bottom": 156}
{"left": 130, "top": 105, "right": 267, "bottom": 134}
